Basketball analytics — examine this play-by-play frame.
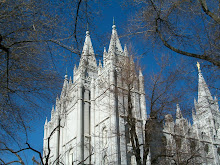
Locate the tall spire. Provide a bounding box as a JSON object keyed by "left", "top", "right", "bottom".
{"left": 79, "top": 30, "right": 97, "bottom": 69}
{"left": 197, "top": 62, "right": 213, "bottom": 104}
{"left": 108, "top": 21, "right": 123, "bottom": 53}
{"left": 82, "top": 30, "right": 94, "bottom": 56}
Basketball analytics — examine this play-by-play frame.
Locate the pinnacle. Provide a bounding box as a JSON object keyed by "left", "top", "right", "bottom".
{"left": 74, "top": 64, "right": 77, "bottom": 73}
{"left": 69, "top": 76, "right": 72, "bottom": 84}
{"left": 194, "top": 98, "right": 197, "bottom": 108}
{"left": 124, "top": 44, "right": 128, "bottom": 56}
{"left": 176, "top": 104, "right": 183, "bottom": 119}
{"left": 139, "top": 69, "right": 143, "bottom": 77}
{"left": 45, "top": 117, "right": 48, "bottom": 125}
{"left": 108, "top": 23, "right": 123, "bottom": 53}
{"left": 99, "top": 60, "right": 102, "bottom": 67}
{"left": 51, "top": 106, "right": 55, "bottom": 119}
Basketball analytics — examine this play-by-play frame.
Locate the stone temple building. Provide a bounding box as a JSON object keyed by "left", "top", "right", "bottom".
{"left": 162, "top": 63, "right": 220, "bottom": 165}
{"left": 43, "top": 24, "right": 220, "bottom": 165}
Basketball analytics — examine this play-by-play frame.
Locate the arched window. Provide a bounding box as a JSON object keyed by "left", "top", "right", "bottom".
{"left": 190, "top": 140, "right": 196, "bottom": 152}
{"left": 161, "top": 136, "right": 167, "bottom": 152}
{"left": 69, "top": 149, "right": 74, "bottom": 165}
{"left": 102, "top": 154, "right": 108, "bottom": 165}
{"left": 201, "top": 132, "right": 205, "bottom": 139}
{"left": 175, "top": 136, "right": 182, "bottom": 150}
{"left": 102, "top": 126, "right": 108, "bottom": 147}
{"left": 217, "top": 147, "right": 220, "bottom": 156}
{"left": 204, "top": 144, "right": 209, "bottom": 154}
{"left": 162, "top": 136, "right": 167, "bottom": 146}
{"left": 125, "top": 123, "right": 130, "bottom": 144}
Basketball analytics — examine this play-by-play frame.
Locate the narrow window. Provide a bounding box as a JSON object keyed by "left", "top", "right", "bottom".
{"left": 217, "top": 147, "right": 220, "bottom": 156}
{"left": 204, "top": 144, "right": 209, "bottom": 154}
{"left": 102, "top": 126, "right": 107, "bottom": 147}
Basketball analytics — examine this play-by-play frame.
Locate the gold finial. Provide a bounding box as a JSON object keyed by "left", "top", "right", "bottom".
{"left": 196, "top": 62, "right": 200, "bottom": 71}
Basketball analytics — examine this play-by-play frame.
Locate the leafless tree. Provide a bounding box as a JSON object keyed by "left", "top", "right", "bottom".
{"left": 0, "top": 117, "right": 95, "bottom": 165}
{"left": 113, "top": 53, "right": 201, "bottom": 164}
{"left": 0, "top": 0, "right": 105, "bottom": 149}
{"left": 125, "top": 0, "right": 220, "bottom": 67}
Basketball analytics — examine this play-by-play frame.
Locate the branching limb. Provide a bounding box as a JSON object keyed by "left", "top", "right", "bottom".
{"left": 199, "top": 0, "right": 220, "bottom": 24}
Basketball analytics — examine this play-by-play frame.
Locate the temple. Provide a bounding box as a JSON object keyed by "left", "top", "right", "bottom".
{"left": 43, "top": 24, "right": 220, "bottom": 165}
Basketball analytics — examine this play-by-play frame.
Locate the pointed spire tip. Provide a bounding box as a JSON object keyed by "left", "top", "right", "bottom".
{"left": 87, "top": 23, "right": 89, "bottom": 31}
{"left": 99, "top": 60, "right": 102, "bottom": 67}
{"left": 112, "top": 17, "right": 116, "bottom": 29}
{"left": 44, "top": 118, "right": 48, "bottom": 126}
{"left": 139, "top": 69, "right": 143, "bottom": 77}
{"left": 176, "top": 104, "right": 183, "bottom": 119}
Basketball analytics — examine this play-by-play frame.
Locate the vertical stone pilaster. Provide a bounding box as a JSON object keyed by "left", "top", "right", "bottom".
{"left": 90, "top": 78, "right": 96, "bottom": 164}
{"left": 84, "top": 88, "right": 91, "bottom": 164}
{"left": 54, "top": 115, "right": 60, "bottom": 164}
{"left": 77, "top": 80, "right": 84, "bottom": 163}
